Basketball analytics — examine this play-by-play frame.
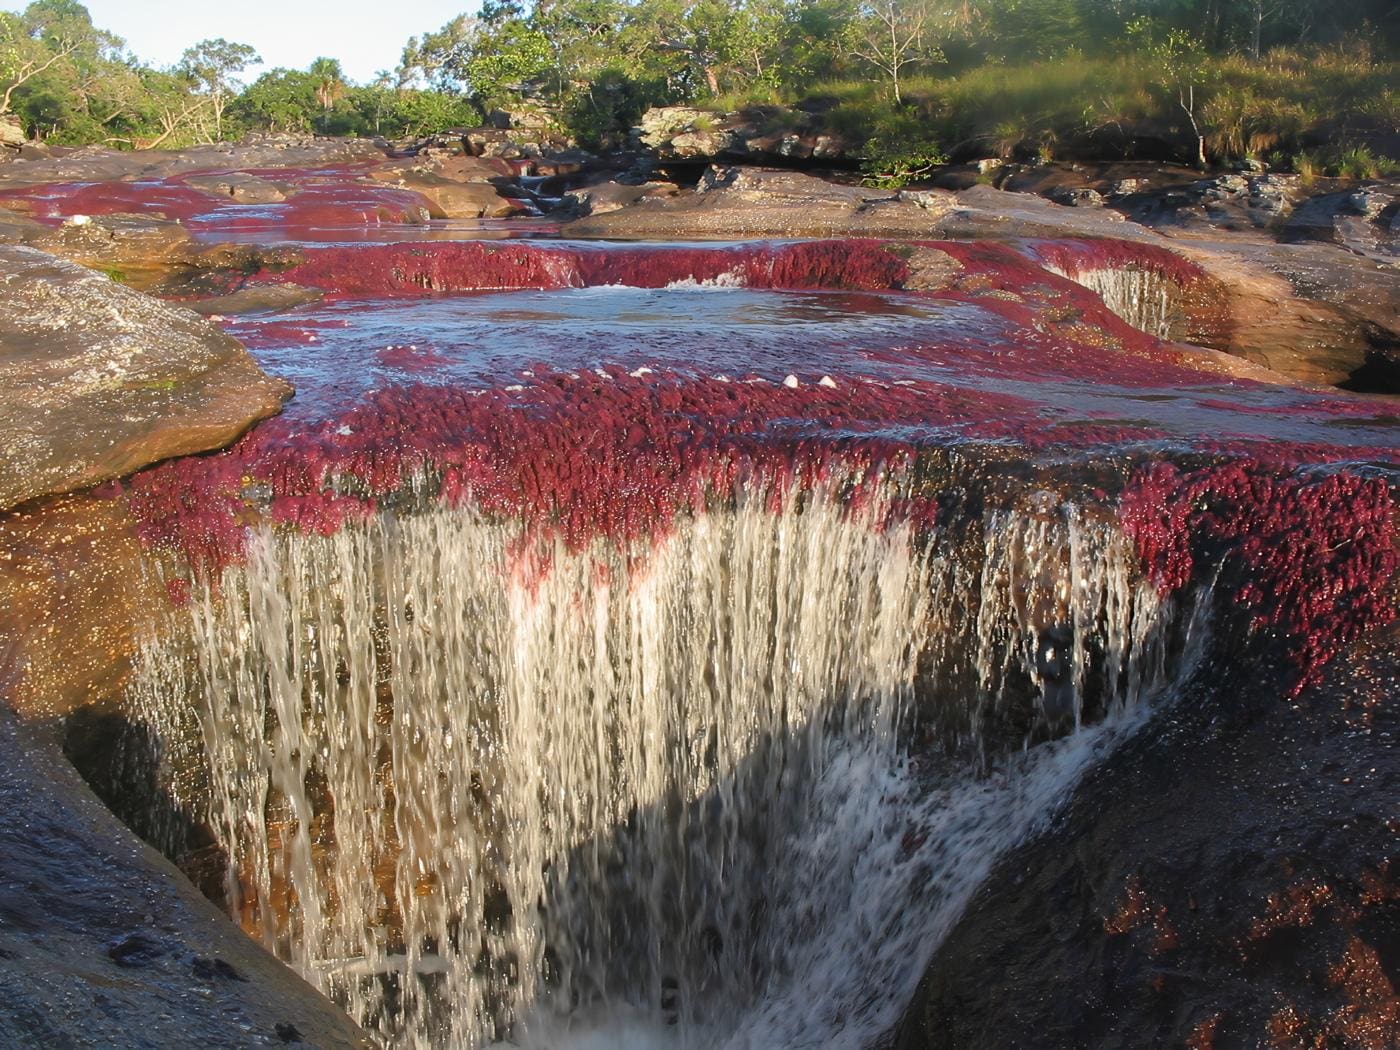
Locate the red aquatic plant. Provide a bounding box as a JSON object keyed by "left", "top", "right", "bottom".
{"left": 260, "top": 240, "right": 911, "bottom": 298}
{"left": 1121, "top": 461, "right": 1397, "bottom": 691}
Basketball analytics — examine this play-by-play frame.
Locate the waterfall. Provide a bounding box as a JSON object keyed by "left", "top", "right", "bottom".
{"left": 126, "top": 476, "right": 1211, "bottom": 1049}
{"left": 1042, "top": 264, "right": 1182, "bottom": 341}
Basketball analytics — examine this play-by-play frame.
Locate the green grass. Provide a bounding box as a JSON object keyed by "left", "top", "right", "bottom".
{"left": 732, "top": 47, "right": 1400, "bottom": 179}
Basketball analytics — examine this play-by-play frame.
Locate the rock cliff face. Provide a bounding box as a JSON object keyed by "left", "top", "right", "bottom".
{"left": 0, "top": 702, "right": 371, "bottom": 1049}
{"left": 637, "top": 105, "right": 850, "bottom": 164}
{"left": 895, "top": 627, "right": 1400, "bottom": 1050}
{"left": 0, "top": 246, "right": 290, "bottom": 511}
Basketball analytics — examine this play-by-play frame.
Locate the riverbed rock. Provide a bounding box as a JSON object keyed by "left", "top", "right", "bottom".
{"left": 0, "top": 115, "right": 25, "bottom": 150}
{"left": 367, "top": 153, "right": 516, "bottom": 185}
{"left": 562, "top": 177, "right": 681, "bottom": 216}
{"left": 896, "top": 626, "right": 1400, "bottom": 1050}
{"left": 0, "top": 137, "right": 386, "bottom": 191}
{"left": 637, "top": 105, "right": 851, "bottom": 164}
{"left": 181, "top": 172, "right": 288, "bottom": 204}
{"left": 564, "top": 165, "right": 923, "bottom": 239}
{"left": 0, "top": 700, "right": 370, "bottom": 1047}
{"left": 26, "top": 213, "right": 194, "bottom": 274}
{"left": 0, "top": 245, "right": 290, "bottom": 510}
{"left": 564, "top": 167, "right": 1400, "bottom": 391}
{"left": 407, "top": 176, "right": 523, "bottom": 219}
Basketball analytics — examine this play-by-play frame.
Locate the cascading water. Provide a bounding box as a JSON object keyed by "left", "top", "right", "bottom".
{"left": 1040, "top": 263, "right": 1182, "bottom": 340}
{"left": 126, "top": 473, "right": 1212, "bottom": 1049}
{"left": 87, "top": 237, "right": 1392, "bottom": 1049}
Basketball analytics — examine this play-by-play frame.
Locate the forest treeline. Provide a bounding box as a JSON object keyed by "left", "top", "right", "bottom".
{"left": 2, "top": 0, "right": 1396, "bottom": 174}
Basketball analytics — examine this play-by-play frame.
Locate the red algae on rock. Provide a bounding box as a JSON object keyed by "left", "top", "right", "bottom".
{"left": 0, "top": 165, "right": 435, "bottom": 235}
{"left": 260, "top": 240, "right": 913, "bottom": 298}
{"left": 1121, "top": 462, "right": 1397, "bottom": 692}
{"left": 103, "top": 237, "right": 1399, "bottom": 696}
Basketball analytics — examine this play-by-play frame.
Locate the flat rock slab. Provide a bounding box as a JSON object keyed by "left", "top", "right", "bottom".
{"left": 0, "top": 138, "right": 386, "bottom": 191}
{"left": 0, "top": 245, "right": 290, "bottom": 510}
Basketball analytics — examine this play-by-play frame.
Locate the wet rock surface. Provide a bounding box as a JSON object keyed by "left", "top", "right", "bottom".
{"left": 896, "top": 628, "right": 1400, "bottom": 1050}
{"left": 0, "top": 136, "right": 384, "bottom": 190}
{"left": 0, "top": 245, "right": 290, "bottom": 510}
{"left": 0, "top": 702, "right": 369, "bottom": 1048}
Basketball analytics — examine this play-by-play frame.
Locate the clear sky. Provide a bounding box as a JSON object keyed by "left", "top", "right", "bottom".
{"left": 20, "top": 0, "right": 478, "bottom": 85}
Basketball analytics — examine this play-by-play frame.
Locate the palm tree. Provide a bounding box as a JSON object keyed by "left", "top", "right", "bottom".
{"left": 308, "top": 56, "right": 346, "bottom": 132}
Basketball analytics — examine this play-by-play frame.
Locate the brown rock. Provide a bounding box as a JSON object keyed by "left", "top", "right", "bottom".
{"left": 0, "top": 138, "right": 387, "bottom": 192}
{"left": 433, "top": 154, "right": 516, "bottom": 182}
{"left": 0, "top": 495, "right": 161, "bottom": 717}
{"left": 564, "top": 179, "right": 680, "bottom": 216}
{"left": 186, "top": 281, "right": 325, "bottom": 317}
{"left": 0, "top": 115, "right": 25, "bottom": 150}
{"left": 410, "top": 178, "right": 521, "bottom": 219}
{"left": 182, "top": 172, "right": 288, "bottom": 203}
{"left": 0, "top": 701, "right": 370, "bottom": 1046}
{"left": 565, "top": 167, "right": 915, "bottom": 239}
{"left": 636, "top": 106, "right": 851, "bottom": 164}
{"left": 366, "top": 154, "right": 515, "bottom": 185}
{"left": 0, "top": 207, "right": 46, "bottom": 243}
{"left": 0, "top": 245, "right": 290, "bottom": 510}
{"left": 28, "top": 213, "right": 194, "bottom": 274}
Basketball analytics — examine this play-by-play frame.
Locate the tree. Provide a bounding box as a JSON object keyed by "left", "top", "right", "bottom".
{"left": 308, "top": 56, "right": 347, "bottom": 131}
{"left": 398, "top": 16, "right": 478, "bottom": 92}
{"left": 462, "top": 18, "right": 552, "bottom": 105}
{"left": 178, "top": 37, "right": 259, "bottom": 141}
{"left": 845, "top": 0, "right": 943, "bottom": 104}
{"left": 233, "top": 67, "right": 320, "bottom": 133}
{"left": 1128, "top": 16, "right": 1213, "bottom": 168}
{"left": 0, "top": 11, "right": 76, "bottom": 117}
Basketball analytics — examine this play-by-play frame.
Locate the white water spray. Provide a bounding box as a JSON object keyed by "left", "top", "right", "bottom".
{"left": 128, "top": 478, "right": 1209, "bottom": 1049}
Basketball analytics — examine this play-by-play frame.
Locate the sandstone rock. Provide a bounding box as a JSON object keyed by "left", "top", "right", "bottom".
{"left": 1283, "top": 190, "right": 1358, "bottom": 242}
{"left": 186, "top": 282, "right": 325, "bottom": 317}
{"left": 1349, "top": 187, "right": 1394, "bottom": 220}
{"left": 0, "top": 704, "right": 370, "bottom": 1046}
{"left": 0, "top": 245, "right": 290, "bottom": 510}
{"left": 1111, "top": 177, "right": 1150, "bottom": 196}
{"left": 488, "top": 106, "right": 556, "bottom": 132}
{"left": 29, "top": 213, "right": 193, "bottom": 272}
{"left": 367, "top": 154, "right": 515, "bottom": 185}
{"left": 181, "top": 172, "right": 288, "bottom": 203}
{"left": 897, "top": 188, "right": 957, "bottom": 214}
{"left": 636, "top": 105, "right": 851, "bottom": 164}
{"left": 410, "top": 178, "right": 521, "bottom": 219}
{"left": 897, "top": 630, "right": 1400, "bottom": 1050}
{"left": 1049, "top": 185, "right": 1106, "bottom": 207}
{"left": 0, "top": 115, "right": 25, "bottom": 150}
{"left": 0, "top": 207, "right": 46, "bottom": 242}
{"left": 435, "top": 154, "right": 516, "bottom": 182}
{"left": 0, "top": 138, "right": 386, "bottom": 192}
{"left": 563, "top": 178, "right": 680, "bottom": 216}
{"left": 0, "top": 495, "right": 163, "bottom": 717}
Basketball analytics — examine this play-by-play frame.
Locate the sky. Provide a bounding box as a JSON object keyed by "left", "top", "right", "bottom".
{"left": 18, "top": 0, "right": 477, "bottom": 85}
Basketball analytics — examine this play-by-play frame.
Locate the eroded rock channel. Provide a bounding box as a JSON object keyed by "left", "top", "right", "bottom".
{"left": 1, "top": 146, "right": 1396, "bottom": 1049}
